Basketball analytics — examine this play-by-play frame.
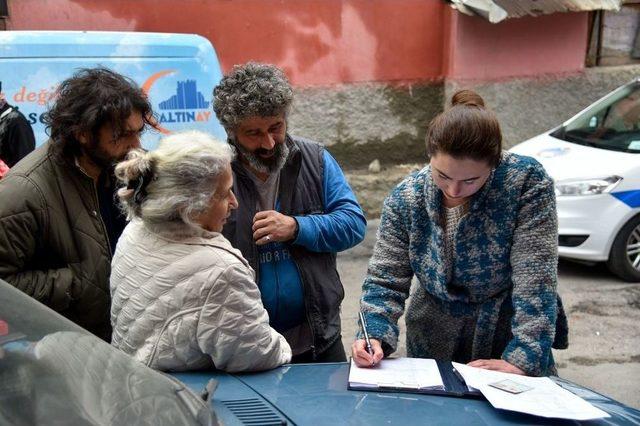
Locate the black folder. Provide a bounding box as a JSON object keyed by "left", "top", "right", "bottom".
{"left": 348, "top": 358, "right": 482, "bottom": 398}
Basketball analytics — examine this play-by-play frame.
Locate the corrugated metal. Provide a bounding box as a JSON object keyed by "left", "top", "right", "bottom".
{"left": 449, "top": 0, "right": 622, "bottom": 22}
{"left": 496, "top": 0, "right": 622, "bottom": 17}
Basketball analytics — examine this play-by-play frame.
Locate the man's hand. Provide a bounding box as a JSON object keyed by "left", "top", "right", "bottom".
{"left": 351, "top": 338, "right": 384, "bottom": 367}
{"left": 467, "top": 359, "right": 526, "bottom": 375}
{"left": 253, "top": 210, "right": 298, "bottom": 245}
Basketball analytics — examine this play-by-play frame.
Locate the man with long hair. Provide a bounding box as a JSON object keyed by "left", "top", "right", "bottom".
{"left": 0, "top": 68, "right": 153, "bottom": 341}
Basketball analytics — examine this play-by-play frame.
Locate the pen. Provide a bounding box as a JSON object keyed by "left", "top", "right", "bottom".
{"left": 359, "top": 310, "right": 374, "bottom": 364}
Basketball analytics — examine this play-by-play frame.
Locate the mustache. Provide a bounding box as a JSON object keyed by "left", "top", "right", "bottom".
{"left": 255, "top": 147, "right": 276, "bottom": 156}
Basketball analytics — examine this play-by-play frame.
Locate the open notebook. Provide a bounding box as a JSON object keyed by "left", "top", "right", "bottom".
{"left": 348, "top": 357, "right": 480, "bottom": 397}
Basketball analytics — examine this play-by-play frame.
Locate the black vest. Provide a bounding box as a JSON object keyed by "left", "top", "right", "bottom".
{"left": 222, "top": 136, "right": 344, "bottom": 357}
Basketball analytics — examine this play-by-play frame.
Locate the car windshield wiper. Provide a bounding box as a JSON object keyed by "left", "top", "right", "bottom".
{"left": 551, "top": 127, "right": 597, "bottom": 147}
{"left": 562, "top": 132, "right": 598, "bottom": 148}
{"left": 551, "top": 127, "right": 565, "bottom": 140}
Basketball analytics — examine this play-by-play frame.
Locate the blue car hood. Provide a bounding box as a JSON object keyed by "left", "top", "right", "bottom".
{"left": 173, "top": 362, "right": 640, "bottom": 426}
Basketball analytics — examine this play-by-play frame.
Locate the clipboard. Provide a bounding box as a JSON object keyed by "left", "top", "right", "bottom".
{"left": 348, "top": 358, "right": 482, "bottom": 398}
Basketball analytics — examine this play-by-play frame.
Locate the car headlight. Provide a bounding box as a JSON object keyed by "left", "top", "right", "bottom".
{"left": 555, "top": 176, "right": 623, "bottom": 196}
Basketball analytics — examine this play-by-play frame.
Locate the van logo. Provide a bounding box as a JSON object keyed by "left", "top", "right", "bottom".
{"left": 159, "top": 79, "right": 209, "bottom": 109}
{"left": 142, "top": 70, "right": 212, "bottom": 135}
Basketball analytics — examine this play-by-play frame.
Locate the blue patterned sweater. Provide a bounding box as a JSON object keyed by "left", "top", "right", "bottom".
{"left": 359, "top": 152, "right": 563, "bottom": 376}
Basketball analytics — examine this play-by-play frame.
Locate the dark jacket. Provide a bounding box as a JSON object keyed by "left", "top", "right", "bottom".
{"left": 223, "top": 136, "right": 346, "bottom": 357}
{"left": 0, "top": 103, "right": 35, "bottom": 167}
{"left": 0, "top": 141, "right": 114, "bottom": 340}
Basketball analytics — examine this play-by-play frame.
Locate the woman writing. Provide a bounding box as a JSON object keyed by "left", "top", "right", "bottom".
{"left": 110, "top": 130, "right": 291, "bottom": 372}
{"left": 352, "top": 90, "right": 567, "bottom": 376}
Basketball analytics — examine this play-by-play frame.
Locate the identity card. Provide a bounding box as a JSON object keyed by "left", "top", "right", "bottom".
{"left": 488, "top": 379, "right": 533, "bottom": 394}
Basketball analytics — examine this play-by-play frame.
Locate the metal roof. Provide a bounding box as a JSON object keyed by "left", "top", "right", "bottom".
{"left": 448, "top": 0, "right": 623, "bottom": 23}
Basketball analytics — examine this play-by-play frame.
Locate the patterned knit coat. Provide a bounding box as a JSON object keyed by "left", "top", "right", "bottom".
{"left": 360, "top": 152, "right": 566, "bottom": 376}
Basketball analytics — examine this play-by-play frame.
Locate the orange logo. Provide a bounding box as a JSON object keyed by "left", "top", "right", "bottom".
{"left": 142, "top": 70, "right": 176, "bottom": 135}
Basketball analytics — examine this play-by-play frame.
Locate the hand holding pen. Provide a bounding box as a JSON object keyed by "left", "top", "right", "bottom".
{"left": 352, "top": 311, "right": 384, "bottom": 367}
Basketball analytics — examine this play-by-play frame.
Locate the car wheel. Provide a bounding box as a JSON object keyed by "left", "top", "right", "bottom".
{"left": 607, "top": 214, "right": 640, "bottom": 282}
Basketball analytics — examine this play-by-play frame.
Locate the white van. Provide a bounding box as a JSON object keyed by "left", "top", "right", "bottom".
{"left": 0, "top": 31, "right": 226, "bottom": 149}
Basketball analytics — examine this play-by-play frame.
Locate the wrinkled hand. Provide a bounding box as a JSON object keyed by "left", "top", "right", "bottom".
{"left": 351, "top": 338, "right": 384, "bottom": 367}
{"left": 467, "top": 359, "right": 525, "bottom": 375}
{"left": 253, "top": 210, "right": 298, "bottom": 245}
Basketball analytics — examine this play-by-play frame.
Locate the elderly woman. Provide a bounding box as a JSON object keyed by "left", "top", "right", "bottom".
{"left": 110, "top": 130, "right": 291, "bottom": 372}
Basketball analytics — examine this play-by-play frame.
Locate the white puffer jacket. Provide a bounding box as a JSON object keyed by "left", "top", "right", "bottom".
{"left": 110, "top": 220, "right": 291, "bottom": 372}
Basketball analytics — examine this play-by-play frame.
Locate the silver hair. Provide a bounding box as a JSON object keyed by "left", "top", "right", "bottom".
{"left": 115, "top": 130, "right": 234, "bottom": 230}
{"left": 233, "top": 138, "right": 290, "bottom": 174}
{"left": 213, "top": 62, "right": 293, "bottom": 132}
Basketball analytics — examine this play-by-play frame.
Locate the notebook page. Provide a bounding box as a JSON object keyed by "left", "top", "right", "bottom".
{"left": 349, "top": 358, "right": 444, "bottom": 390}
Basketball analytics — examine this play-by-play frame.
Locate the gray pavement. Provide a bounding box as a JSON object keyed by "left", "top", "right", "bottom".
{"left": 337, "top": 219, "right": 640, "bottom": 409}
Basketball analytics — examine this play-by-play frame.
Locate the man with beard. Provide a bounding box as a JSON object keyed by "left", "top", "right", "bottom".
{"left": 213, "top": 62, "right": 366, "bottom": 362}
{"left": 0, "top": 68, "right": 152, "bottom": 341}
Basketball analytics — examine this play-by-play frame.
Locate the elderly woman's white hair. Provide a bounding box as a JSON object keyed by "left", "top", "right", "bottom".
{"left": 115, "top": 130, "right": 234, "bottom": 231}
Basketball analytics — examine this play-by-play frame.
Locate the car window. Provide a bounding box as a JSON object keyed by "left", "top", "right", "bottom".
{"left": 0, "top": 280, "right": 216, "bottom": 426}
{"left": 552, "top": 83, "right": 640, "bottom": 153}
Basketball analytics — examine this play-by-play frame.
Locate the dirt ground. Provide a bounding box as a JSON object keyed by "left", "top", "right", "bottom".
{"left": 338, "top": 165, "right": 640, "bottom": 409}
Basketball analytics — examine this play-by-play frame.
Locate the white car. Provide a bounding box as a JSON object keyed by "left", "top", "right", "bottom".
{"left": 511, "top": 80, "right": 640, "bottom": 282}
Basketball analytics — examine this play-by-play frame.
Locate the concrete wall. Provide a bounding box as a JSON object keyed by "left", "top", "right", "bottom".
{"left": 445, "top": 65, "right": 640, "bottom": 150}
{"left": 5, "top": 0, "right": 447, "bottom": 87}
{"left": 6, "top": 0, "right": 639, "bottom": 168}
{"left": 287, "top": 65, "right": 640, "bottom": 167}
{"left": 445, "top": 10, "right": 589, "bottom": 80}
{"left": 289, "top": 82, "right": 443, "bottom": 168}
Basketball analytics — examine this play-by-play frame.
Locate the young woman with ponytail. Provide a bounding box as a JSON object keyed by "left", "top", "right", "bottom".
{"left": 353, "top": 90, "right": 568, "bottom": 377}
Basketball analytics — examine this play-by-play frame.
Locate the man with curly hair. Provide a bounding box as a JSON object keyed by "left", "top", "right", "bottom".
{"left": 213, "top": 62, "right": 366, "bottom": 362}
{"left": 0, "top": 68, "right": 153, "bottom": 341}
